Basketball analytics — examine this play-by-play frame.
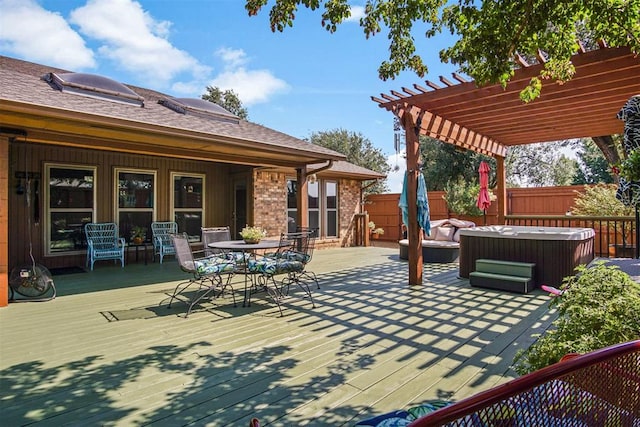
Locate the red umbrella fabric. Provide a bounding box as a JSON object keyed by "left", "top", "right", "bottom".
{"left": 476, "top": 161, "right": 491, "bottom": 213}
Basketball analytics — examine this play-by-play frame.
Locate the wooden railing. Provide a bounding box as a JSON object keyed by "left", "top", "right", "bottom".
{"left": 506, "top": 215, "right": 638, "bottom": 258}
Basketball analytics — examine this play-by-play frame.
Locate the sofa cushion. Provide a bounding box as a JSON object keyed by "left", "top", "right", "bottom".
{"left": 435, "top": 226, "right": 455, "bottom": 241}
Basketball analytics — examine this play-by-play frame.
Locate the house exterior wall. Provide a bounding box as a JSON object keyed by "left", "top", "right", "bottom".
{"left": 338, "top": 179, "right": 362, "bottom": 248}
{"left": 8, "top": 141, "right": 246, "bottom": 271}
{"left": 0, "top": 136, "right": 8, "bottom": 307}
{"left": 252, "top": 169, "right": 288, "bottom": 237}
{"left": 252, "top": 170, "right": 364, "bottom": 248}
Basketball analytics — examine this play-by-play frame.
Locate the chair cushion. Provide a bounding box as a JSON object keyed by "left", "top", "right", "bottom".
{"left": 194, "top": 258, "right": 236, "bottom": 275}
{"left": 248, "top": 257, "right": 304, "bottom": 275}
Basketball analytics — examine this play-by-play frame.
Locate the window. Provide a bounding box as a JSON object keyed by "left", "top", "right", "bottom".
{"left": 325, "top": 181, "right": 338, "bottom": 237}
{"left": 287, "top": 179, "right": 298, "bottom": 233}
{"left": 45, "top": 164, "right": 96, "bottom": 256}
{"left": 286, "top": 178, "right": 338, "bottom": 237}
{"left": 116, "top": 169, "right": 156, "bottom": 243}
{"left": 172, "top": 173, "right": 205, "bottom": 242}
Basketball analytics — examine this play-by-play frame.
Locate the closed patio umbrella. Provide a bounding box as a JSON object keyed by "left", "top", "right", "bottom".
{"left": 476, "top": 161, "right": 491, "bottom": 225}
{"left": 399, "top": 171, "right": 431, "bottom": 236}
{"left": 615, "top": 95, "right": 640, "bottom": 258}
{"left": 616, "top": 95, "right": 640, "bottom": 207}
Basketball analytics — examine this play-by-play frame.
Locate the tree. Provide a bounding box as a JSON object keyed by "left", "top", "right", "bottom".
{"left": 307, "top": 129, "right": 390, "bottom": 194}
{"left": 572, "top": 138, "right": 615, "bottom": 185}
{"left": 419, "top": 137, "right": 496, "bottom": 191}
{"left": 505, "top": 142, "right": 578, "bottom": 187}
{"left": 201, "top": 86, "right": 249, "bottom": 119}
{"left": 245, "top": 0, "right": 640, "bottom": 101}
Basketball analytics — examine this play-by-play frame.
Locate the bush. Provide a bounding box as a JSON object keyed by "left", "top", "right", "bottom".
{"left": 570, "top": 184, "right": 634, "bottom": 216}
{"left": 513, "top": 262, "right": 640, "bottom": 375}
{"left": 443, "top": 178, "right": 483, "bottom": 216}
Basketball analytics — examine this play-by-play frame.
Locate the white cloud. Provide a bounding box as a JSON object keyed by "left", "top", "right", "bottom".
{"left": 0, "top": 0, "right": 95, "bottom": 69}
{"left": 210, "top": 47, "right": 289, "bottom": 106}
{"left": 346, "top": 5, "right": 365, "bottom": 22}
{"left": 216, "top": 47, "right": 248, "bottom": 69}
{"left": 69, "top": 0, "right": 209, "bottom": 83}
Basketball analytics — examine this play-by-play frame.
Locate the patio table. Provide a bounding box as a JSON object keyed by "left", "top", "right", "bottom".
{"left": 208, "top": 239, "right": 284, "bottom": 306}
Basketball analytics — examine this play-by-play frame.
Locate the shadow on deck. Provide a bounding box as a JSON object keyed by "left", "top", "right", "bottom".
{"left": 1, "top": 246, "right": 557, "bottom": 426}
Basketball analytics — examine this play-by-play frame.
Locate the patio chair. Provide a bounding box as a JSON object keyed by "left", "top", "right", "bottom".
{"left": 404, "top": 339, "right": 640, "bottom": 426}
{"left": 85, "top": 222, "right": 126, "bottom": 271}
{"left": 294, "top": 227, "right": 320, "bottom": 289}
{"left": 167, "top": 233, "right": 237, "bottom": 317}
{"left": 248, "top": 231, "right": 316, "bottom": 316}
{"left": 202, "top": 226, "right": 249, "bottom": 266}
{"left": 152, "top": 221, "right": 177, "bottom": 264}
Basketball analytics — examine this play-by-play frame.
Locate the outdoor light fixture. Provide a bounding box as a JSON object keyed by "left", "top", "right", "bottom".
{"left": 307, "top": 174, "right": 317, "bottom": 184}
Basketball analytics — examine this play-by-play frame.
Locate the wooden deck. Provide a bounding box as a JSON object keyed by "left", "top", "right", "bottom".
{"left": 0, "top": 246, "right": 556, "bottom": 426}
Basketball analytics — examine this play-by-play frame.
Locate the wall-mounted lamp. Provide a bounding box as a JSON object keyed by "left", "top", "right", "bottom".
{"left": 307, "top": 173, "right": 317, "bottom": 184}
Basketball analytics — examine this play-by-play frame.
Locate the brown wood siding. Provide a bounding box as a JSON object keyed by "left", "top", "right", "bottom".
{"left": 9, "top": 141, "right": 243, "bottom": 270}
{"left": 0, "top": 137, "right": 8, "bottom": 306}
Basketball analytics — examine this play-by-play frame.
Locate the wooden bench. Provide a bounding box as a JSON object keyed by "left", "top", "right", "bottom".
{"left": 469, "top": 259, "right": 536, "bottom": 294}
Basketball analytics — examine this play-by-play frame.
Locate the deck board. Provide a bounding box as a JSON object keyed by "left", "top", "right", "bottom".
{"left": 1, "top": 246, "right": 557, "bottom": 426}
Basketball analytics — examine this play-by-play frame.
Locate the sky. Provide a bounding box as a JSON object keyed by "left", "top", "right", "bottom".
{"left": 0, "top": 0, "right": 460, "bottom": 192}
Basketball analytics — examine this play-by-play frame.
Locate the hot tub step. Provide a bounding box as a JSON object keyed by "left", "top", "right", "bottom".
{"left": 475, "top": 259, "right": 536, "bottom": 278}
{"left": 469, "top": 271, "right": 535, "bottom": 294}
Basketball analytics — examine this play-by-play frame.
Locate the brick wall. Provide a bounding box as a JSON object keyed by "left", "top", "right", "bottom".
{"left": 252, "top": 170, "right": 288, "bottom": 237}
{"left": 338, "top": 179, "right": 362, "bottom": 248}
{"left": 251, "top": 172, "right": 365, "bottom": 249}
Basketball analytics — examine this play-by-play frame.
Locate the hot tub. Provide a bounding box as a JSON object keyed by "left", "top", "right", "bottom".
{"left": 458, "top": 226, "right": 595, "bottom": 287}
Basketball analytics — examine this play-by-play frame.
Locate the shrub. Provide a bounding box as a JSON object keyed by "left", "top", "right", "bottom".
{"left": 513, "top": 262, "right": 640, "bottom": 375}
{"left": 570, "top": 184, "right": 634, "bottom": 217}
{"left": 443, "top": 178, "right": 483, "bottom": 216}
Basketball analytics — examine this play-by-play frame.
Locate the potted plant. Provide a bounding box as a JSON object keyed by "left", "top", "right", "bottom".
{"left": 130, "top": 226, "right": 147, "bottom": 244}
{"left": 368, "top": 221, "right": 384, "bottom": 239}
{"left": 239, "top": 225, "right": 267, "bottom": 244}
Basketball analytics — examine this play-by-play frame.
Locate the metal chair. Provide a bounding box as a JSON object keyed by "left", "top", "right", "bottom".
{"left": 151, "top": 221, "right": 177, "bottom": 264}
{"left": 294, "top": 227, "right": 320, "bottom": 289}
{"left": 202, "top": 226, "right": 249, "bottom": 266}
{"left": 167, "top": 233, "right": 237, "bottom": 317}
{"left": 202, "top": 226, "right": 232, "bottom": 257}
{"left": 248, "top": 231, "right": 316, "bottom": 316}
{"left": 84, "top": 222, "right": 126, "bottom": 271}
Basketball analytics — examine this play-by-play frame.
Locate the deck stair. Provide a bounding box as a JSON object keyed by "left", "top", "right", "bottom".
{"left": 469, "top": 259, "right": 536, "bottom": 294}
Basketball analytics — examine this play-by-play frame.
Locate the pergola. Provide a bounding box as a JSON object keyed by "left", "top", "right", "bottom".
{"left": 373, "top": 46, "right": 640, "bottom": 285}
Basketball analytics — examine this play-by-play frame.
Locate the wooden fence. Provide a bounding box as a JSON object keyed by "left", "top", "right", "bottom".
{"left": 364, "top": 185, "right": 640, "bottom": 258}
{"left": 365, "top": 185, "right": 586, "bottom": 242}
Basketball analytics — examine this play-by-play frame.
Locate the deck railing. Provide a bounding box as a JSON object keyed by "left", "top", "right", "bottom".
{"left": 505, "top": 215, "right": 638, "bottom": 258}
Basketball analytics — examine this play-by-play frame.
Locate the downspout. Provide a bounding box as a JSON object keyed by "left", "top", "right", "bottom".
{"left": 308, "top": 160, "right": 334, "bottom": 177}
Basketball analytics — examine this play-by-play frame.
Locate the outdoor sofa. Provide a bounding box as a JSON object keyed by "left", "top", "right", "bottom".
{"left": 398, "top": 218, "right": 476, "bottom": 262}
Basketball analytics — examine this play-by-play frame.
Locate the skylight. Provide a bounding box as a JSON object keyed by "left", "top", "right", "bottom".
{"left": 42, "top": 72, "right": 145, "bottom": 107}
{"left": 158, "top": 97, "right": 240, "bottom": 124}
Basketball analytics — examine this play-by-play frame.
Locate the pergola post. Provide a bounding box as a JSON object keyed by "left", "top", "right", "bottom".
{"left": 402, "top": 111, "right": 423, "bottom": 285}
{"left": 296, "top": 167, "right": 308, "bottom": 229}
{"left": 496, "top": 155, "right": 507, "bottom": 223}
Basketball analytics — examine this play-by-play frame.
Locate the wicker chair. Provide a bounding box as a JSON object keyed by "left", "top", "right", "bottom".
{"left": 84, "top": 222, "right": 126, "bottom": 271}
{"left": 151, "top": 221, "right": 177, "bottom": 264}
{"left": 167, "top": 233, "right": 237, "bottom": 317}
